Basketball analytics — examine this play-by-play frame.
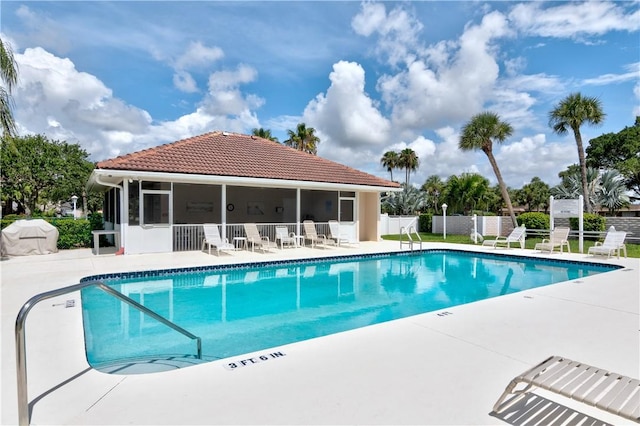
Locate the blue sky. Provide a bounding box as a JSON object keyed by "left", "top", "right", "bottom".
{"left": 2, "top": 1, "right": 639, "bottom": 189}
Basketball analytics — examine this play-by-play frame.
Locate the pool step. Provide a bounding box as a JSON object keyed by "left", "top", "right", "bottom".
{"left": 95, "top": 354, "right": 216, "bottom": 374}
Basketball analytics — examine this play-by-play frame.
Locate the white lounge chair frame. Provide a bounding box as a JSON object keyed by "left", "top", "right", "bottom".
{"left": 328, "top": 220, "right": 358, "bottom": 247}
{"left": 493, "top": 355, "right": 640, "bottom": 423}
{"left": 303, "top": 220, "right": 335, "bottom": 248}
{"left": 243, "top": 223, "right": 277, "bottom": 252}
{"left": 588, "top": 230, "right": 627, "bottom": 258}
{"left": 275, "top": 226, "right": 297, "bottom": 249}
{"left": 534, "top": 227, "right": 571, "bottom": 254}
{"left": 482, "top": 225, "right": 526, "bottom": 249}
{"left": 201, "top": 224, "right": 234, "bottom": 255}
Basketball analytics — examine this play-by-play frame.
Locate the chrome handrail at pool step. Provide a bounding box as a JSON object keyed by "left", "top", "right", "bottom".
{"left": 15, "top": 280, "right": 202, "bottom": 426}
{"left": 400, "top": 225, "right": 422, "bottom": 251}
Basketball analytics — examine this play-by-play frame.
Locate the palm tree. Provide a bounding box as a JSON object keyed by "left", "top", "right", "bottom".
{"left": 0, "top": 38, "right": 18, "bottom": 137}
{"left": 551, "top": 166, "right": 600, "bottom": 206}
{"left": 380, "top": 150, "right": 399, "bottom": 181}
{"left": 549, "top": 92, "right": 605, "bottom": 213}
{"left": 421, "top": 175, "right": 444, "bottom": 214}
{"left": 520, "top": 177, "right": 550, "bottom": 212}
{"left": 251, "top": 127, "right": 278, "bottom": 142}
{"left": 381, "top": 183, "right": 426, "bottom": 215}
{"left": 398, "top": 148, "right": 419, "bottom": 187}
{"left": 598, "top": 169, "right": 630, "bottom": 214}
{"left": 284, "top": 123, "right": 320, "bottom": 155}
{"left": 459, "top": 112, "right": 517, "bottom": 227}
{"left": 552, "top": 167, "right": 630, "bottom": 215}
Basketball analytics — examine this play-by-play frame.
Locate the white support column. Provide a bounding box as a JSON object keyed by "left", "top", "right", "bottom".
{"left": 121, "top": 181, "right": 129, "bottom": 253}
{"left": 578, "top": 194, "right": 584, "bottom": 253}
{"left": 549, "top": 196, "right": 555, "bottom": 230}
{"left": 296, "top": 188, "right": 301, "bottom": 237}
{"left": 221, "top": 184, "right": 227, "bottom": 240}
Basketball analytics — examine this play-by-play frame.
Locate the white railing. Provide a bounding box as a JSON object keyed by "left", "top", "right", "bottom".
{"left": 172, "top": 222, "right": 331, "bottom": 252}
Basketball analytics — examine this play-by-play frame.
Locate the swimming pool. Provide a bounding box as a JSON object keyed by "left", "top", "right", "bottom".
{"left": 80, "top": 250, "right": 618, "bottom": 372}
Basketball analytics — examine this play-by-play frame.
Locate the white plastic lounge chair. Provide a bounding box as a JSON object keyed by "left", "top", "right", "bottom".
{"left": 588, "top": 230, "right": 627, "bottom": 258}
{"left": 534, "top": 227, "right": 571, "bottom": 254}
{"left": 328, "top": 220, "right": 358, "bottom": 247}
{"left": 201, "top": 224, "right": 234, "bottom": 255}
{"left": 303, "top": 220, "right": 335, "bottom": 248}
{"left": 275, "top": 226, "right": 297, "bottom": 249}
{"left": 243, "top": 223, "right": 277, "bottom": 252}
{"left": 493, "top": 355, "right": 640, "bottom": 423}
{"left": 482, "top": 225, "right": 526, "bottom": 249}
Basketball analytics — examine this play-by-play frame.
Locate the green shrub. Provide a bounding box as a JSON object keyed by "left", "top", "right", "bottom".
{"left": 517, "top": 212, "right": 549, "bottom": 230}
{"left": 419, "top": 213, "right": 432, "bottom": 233}
{"left": 88, "top": 212, "right": 104, "bottom": 231}
{"left": 0, "top": 216, "right": 95, "bottom": 248}
{"left": 570, "top": 213, "right": 605, "bottom": 239}
{"left": 50, "top": 218, "right": 92, "bottom": 249}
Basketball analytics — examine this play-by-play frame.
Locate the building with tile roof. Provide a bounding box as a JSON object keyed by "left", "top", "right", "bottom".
{"left": 87, "top": 131, "right": 400, "bottom": 255}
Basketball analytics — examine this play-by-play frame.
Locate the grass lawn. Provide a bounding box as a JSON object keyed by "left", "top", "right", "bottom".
{"left": 382, "top": 233, "right": 640, "bottom": 258}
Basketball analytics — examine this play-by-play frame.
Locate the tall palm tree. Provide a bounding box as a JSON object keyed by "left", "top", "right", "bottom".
{"left": 398, "top": 148, "right": 419, "bottom": 187}
{"left": 0, "top": 38, "right": 18, "bottom": 137}
{"left": 549, "top": 92, "right": 605, "bottom": 213}
{"left": 284, "top": 123, "right": 320, "bottom": 155}
{"left": 251, "top": 127, "right": 279, "bottom": 142}
{"left": 459, "top": 112, "right": 517, "bottom": 227}
{"left": 380, "top": 150, "right": 399, "bottom": 181}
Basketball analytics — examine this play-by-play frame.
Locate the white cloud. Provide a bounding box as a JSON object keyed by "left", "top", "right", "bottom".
{"left": 305, "top": 61, "right": 390, "bottom": 149}
{"left": 14, "top": 47, "right": 152, "bottom": 157}
{"left": 173, "top": 70, "right": 198, "bottom": 93}
{"left": 14, "top": 5, "right": 71, "bottom": 54}
{"left": 175, "top": 41, "right": 224, "bottom": 70}
{"left": 199, "top": 64, "right": 264, "bottom": 116}
{"left": 351, "top": 2, "right": 423, "bottom": 67}
{"left": 582, "top": 62, "right": 640, "bottom": 85}
{"left": 376, "top": 9, "right": 511, "bottom": 130}
{"left": 172, "top": 41, "right": 224, "bottom": 93}
{"left": 13, "top": 47, "right": 263, "bottom": 161}
{"left": 509, "top": 1, "right": 640, "bottom": 39}
{"left": 495, "top": 134, "right": 576, "bottom": 187}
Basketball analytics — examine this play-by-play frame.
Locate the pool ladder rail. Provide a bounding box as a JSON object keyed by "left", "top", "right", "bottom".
{"left": 400, "top": 226, "right": 422, "bottom": 251}
{"left": 14, "top": 280, "right": 202, "bottom": 426}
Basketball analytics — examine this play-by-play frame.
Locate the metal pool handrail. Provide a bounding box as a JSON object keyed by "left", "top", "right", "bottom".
{"left": 400, "top": 225, "right": 422, "bottom": 250}
{"left": 15, "top": 280, "right": 202, "bottom": 426}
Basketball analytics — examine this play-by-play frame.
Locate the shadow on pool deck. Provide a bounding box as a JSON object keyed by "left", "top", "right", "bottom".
{"left": 490, "top": 392, "right": 612, "bottom": 426}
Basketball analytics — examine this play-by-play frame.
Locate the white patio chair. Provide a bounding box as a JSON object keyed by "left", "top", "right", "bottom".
{"left": 534, "top": 227, "right": 571, "bottom": 254}
{"left": 328, "top": 220, "right": 358, "bottom": 247}
{"left": 482, "top": 225, "right": 526, "bottom": 249}
{"left": 303, "top": 220, "right": 335, "bottom": 248}
{"left": 201, "top": 224, "right": 235, "bottom": 255}
{"left": 588, "top": 230, "right": 627, "bottom": 258}
{"left": 275, "top": 226, "right": 297, "bottom": 249}
{"left": 493, "top": 355, "right": 640, "bottom": 423}
{"left": 243, "top": 223, "right": 277, "bottom": 252}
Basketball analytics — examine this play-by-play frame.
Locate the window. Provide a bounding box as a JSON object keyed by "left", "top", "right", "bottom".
{"left": 139, "top": 181, "right": 171, "bottom": 225}
{"left": 339, "top": 198, "right": 355, "bottom": 222}
{"left": 129, "top": 181, "right": 140, "bottom": 225}
{"left": 143, "top": 193, "right": 170, "bottom": 224}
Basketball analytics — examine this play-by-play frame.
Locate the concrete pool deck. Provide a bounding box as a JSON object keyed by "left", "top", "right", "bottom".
{"left": 1, "top": 241, "right": 638, "bottom": 425}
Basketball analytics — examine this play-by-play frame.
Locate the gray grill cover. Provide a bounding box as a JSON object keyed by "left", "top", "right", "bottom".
{"left": 1, "top": 219, "right": 59, "bottom": 256}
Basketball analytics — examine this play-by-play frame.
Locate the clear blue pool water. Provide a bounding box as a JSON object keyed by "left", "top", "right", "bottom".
{"left": 80, "top": 250, "right": 618, "bottom": 371}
